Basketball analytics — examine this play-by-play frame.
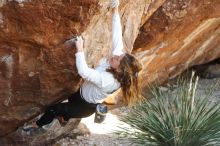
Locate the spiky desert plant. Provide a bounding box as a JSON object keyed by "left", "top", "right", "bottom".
{"left": 116, "top": 74, "right": 220, "bottom": 146}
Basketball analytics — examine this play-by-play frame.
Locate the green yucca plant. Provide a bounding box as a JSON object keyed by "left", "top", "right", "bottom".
{"left": 116, "top": 74, "right": 220, "bottom": 146}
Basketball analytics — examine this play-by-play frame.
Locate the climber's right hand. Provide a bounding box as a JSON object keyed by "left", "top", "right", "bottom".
{"left": 75, "top": 36, "right": 84, "bottom": 52}
{"left": 109, "top": 0, "right": 120, "bottom": 9}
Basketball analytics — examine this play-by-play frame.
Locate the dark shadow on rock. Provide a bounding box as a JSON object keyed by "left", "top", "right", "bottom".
{"left": 0, "top": 118, "right": 81, "bottom": 146}
{"left": 192, "top": 58, "right": 220, "bottom": 79}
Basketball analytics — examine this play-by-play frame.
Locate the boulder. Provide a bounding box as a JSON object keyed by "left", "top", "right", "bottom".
{"left": 0, "top": 0, "right": 219, "bottom": 144}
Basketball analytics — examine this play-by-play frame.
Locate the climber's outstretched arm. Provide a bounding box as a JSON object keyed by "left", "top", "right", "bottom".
{"left": 111, "top": 0, "right": 124, "bottom": 56}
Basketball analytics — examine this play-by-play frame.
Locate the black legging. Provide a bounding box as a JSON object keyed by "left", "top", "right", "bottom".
{"left": 36, "top": 90, "right": 97, "bottom": 127}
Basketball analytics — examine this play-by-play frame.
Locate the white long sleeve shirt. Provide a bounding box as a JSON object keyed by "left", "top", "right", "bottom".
{"left": 75, "top": 13, "right": 124, "bottom": 104}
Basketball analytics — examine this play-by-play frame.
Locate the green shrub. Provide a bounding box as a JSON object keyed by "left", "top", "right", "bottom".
{"left": 116, "top": 76, "right": 220, "bottom": 146}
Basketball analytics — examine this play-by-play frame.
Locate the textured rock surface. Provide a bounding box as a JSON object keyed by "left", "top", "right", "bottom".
{"left": 134, "top": 0, "right": 220, "bottom": 88}
{"left": 0, "top": 0, "right": 219, "bottom": 144}
{"left": 0, "top": 0, "right": 100, "bottom": 138}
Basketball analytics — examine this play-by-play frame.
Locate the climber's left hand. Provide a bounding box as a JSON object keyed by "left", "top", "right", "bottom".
{"left": 75, "top": 36, "right": 84, "bottom": 52}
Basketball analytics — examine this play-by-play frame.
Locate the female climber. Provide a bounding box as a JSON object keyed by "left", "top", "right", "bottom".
{"left": 23, "top": 0, "right": 142, "bottom": 131}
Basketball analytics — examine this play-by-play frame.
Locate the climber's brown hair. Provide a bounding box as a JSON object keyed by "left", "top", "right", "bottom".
{"left": 108, "top": 53, "right": 143, "bottom": 105}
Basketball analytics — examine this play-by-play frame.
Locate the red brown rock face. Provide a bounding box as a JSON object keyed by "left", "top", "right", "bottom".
{"left": 0, "top": 0, "right": 99, "bottom": 137}
{"left": 0, "top": 0, "right": 219, "bottom": 144}
{"left": 134, "top": 0, "right": 220, "bottom": 86}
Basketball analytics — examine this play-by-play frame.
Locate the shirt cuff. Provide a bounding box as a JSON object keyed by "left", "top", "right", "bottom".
{"left": 112, "top": 13, "right": 120, "bottom": 20}
{"left": 75, "top": 52, "right": 85, "bottom": 58}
